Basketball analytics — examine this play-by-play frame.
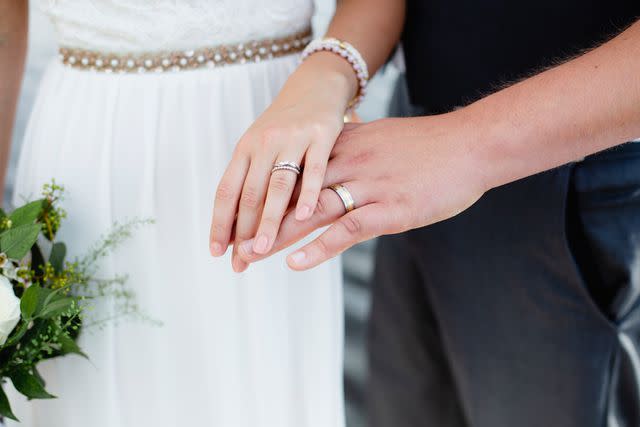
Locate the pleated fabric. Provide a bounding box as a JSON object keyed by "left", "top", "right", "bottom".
{"left": 8, "top": 57, "right": 344, "bottom": 427}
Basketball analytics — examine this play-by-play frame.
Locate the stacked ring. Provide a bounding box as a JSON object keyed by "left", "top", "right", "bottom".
{"left": 271, "top": 161, "right": 302, "bottom": 175}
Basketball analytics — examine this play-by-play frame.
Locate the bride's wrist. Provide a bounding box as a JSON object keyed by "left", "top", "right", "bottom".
{"left": 293, "top": 51, "right": 359, "bottom": 109}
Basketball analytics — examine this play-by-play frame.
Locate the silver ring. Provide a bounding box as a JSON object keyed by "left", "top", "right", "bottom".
{"left": 271, "top": 161, "right": 302, "bottom": 175}
{"left": 328, "top": 183, "right": 356, "bottom": 213}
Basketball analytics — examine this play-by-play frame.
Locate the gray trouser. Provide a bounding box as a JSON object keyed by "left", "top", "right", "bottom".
{"left": 367, "top": 77, "right": 640, "bottom": 427}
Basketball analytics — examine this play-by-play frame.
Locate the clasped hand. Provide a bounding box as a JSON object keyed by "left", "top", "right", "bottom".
{"left": 211, "top": 109, "right": 490, "bottom": 272}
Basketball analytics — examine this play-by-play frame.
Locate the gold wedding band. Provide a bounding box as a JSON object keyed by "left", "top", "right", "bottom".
{"left": 328, "top": 184, "right": 356, "bottom": 213}
{"left": 271, "top": 161, "right": 302, "bottom": 175}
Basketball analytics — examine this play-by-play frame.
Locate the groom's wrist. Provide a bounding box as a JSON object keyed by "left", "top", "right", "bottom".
{"left": 424, "top": 108, "right": 506, "bottom": 195}
{"left": 450, "top": 96, "right": 543, "bottom": 193}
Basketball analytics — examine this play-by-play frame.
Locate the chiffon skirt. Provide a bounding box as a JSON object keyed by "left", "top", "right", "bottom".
{"left": 8, "top": 56, "right": 344, "bottom": 427}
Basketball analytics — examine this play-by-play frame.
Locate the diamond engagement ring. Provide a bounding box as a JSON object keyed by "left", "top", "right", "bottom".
{"left": 271, "top": 161, "right": 302, "bottom": 175}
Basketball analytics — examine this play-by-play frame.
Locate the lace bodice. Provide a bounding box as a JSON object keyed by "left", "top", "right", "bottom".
{"left": 38, "top": 0, "right": 314, "bottom": 52}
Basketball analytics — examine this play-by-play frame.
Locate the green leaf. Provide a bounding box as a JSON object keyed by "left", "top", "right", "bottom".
{"left": 0, "top": 223, "right": 41, "bottom": 260}
{"left": 20, "top": 284, "right": 41, "bottom": 319}
{"left": 9, "top": 199, "right": 45, "bottom": 228}
{"left": 18, "top": 286, "right": 60, "bottom": 321}
{"left": 3, "top": 320, "right": 29, "bottom": 348}
{"left": 40, "top": 288, "right": 59, "bottom": 311}
{"left": 31, "top": 367, "right": 46, "bottom": 388}
{"left": 38, "top": 297, "right": 74, "bottom": 319}
{"left": 9, "top": 368, "right": 56, "bottom": 399}
{"left": 49, "top": 242, "right": 66, "bottom": 274}
{"left": 57, "top": 333, "right": 87, "bottom": 359}
{"left": 0, "top": 384, "right": 18, "bottom": 421}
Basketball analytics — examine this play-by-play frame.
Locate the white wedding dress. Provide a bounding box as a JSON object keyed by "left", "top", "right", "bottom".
{"left": 8, "top": 1, "right": 344, "bottom": 426}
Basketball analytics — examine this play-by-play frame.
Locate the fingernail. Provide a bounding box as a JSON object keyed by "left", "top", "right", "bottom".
{"left": 210, "top": 241, "right": 224, "bottom": 257}
{"left": 296, "top": 205, "right": 311, "bottom": 221}
{"left": 254, "top": 234, "right": 269, "bottom": 254}
{"left": 232, "top": 256, "right": 249, "bottom": 273}
{"left": 240, "top": 239, "right": 254, "bottom": 255}
{"left": 288, "top": 251, "right": 307, "bottom": 267}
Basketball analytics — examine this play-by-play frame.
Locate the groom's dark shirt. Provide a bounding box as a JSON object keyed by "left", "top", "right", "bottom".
{"left": 402, "top": 0, "right": 640, "bottom": 113}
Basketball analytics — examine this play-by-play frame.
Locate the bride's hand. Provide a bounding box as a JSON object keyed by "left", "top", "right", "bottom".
{"left": 209, "top": 53, "right": 357, "bottom": 272}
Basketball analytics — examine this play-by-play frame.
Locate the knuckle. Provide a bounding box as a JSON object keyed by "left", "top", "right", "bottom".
{"left": 346, "top": 150, "right": 373, "bottom": 168}
{"left": 215, "top": 181, "right": 236, "bottom": 202}
{"left": 393, "top": 207, "right": 416, "bottom": 232}
{"left": 392, "top": 189, "right": 410, "bottom": 205}
{"left": 314, "top": 237, "right": 331, "bottom": 258}
{"left": 336, "top": 129, "right": 354, "bottom": 146}
{"left": 233, "top": 138, "right": 250, "bottom": 155}
{"left": 305, "top": 162, "right": 326, "bottom": 178}
{"left": 300, "top": 189, "right": 318, "bottom": 205}
{"left": 270, "top": 174, "right": 293, "bottom": 193}
{"left": 240, "top": 186, "right": 261, "bottom": 208}
{"left": 309, "top": 122, "right": 330, "bottom": 139}
{"left": 210, "top": 222, "right": 228, "bottom": 237}
{"left": 260, "top": 127, "right": 282, "bottom": 147}
{"left": 314, "top": 196, "right": 328, "bottom": 217}
{"left": 259, "top": 216, "right": 279, "bottom": 231}
{"left": 339, "top": 215, "right": 362, "bottom": 236}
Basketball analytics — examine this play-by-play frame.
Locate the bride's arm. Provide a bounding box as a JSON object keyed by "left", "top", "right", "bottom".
{"left": 210, "top": 0, "right": 405, "bottom": 272}
{"left": 0, "top": 2, "right": 28, "bottom": 202}
{"left": 302, "top": 0, "right": 406, "bottom": 99}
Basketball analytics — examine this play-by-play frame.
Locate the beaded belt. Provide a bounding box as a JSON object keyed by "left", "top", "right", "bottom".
{"left": 59, "top": 28, "right": 312, "bottom": 74}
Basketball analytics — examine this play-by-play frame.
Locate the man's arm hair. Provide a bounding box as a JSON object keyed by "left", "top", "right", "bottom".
{"left": 461, "top": 19, "right": 640, "bottom": 190}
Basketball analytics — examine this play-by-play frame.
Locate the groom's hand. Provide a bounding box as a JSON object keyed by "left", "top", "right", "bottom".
{"left": 236, "top": 114, "right": 489, "bottom": 270}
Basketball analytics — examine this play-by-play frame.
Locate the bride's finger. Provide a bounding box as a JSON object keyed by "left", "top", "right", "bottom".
{"left": 231, "top": 155, "right": 275, "bottom": 272}
{"left": 210, "top": 153, "right": 250, "bottom": 256}
{"left": 251, "top": 148, "right": 305, "bottom": 255}
{"left": 238, "top": 181, "right": 372, "bottom": 263}
{"left": 294, "top": 142, "right": 331, "bottom": 221}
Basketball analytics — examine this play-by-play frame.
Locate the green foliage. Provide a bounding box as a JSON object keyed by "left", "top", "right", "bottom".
{"left": 0, "top": 224, "right": 41, "bottom": 260}
{"left": 40, "top": 181, "right": 67, "bottom": 241}
{"left": 20, "top": 285, "right": 40, "bottom": 319}
{"left": 57, "top": 333, "right": 87, "bottom": 359}
{"left": 0, "top": 180, "right": 155, "bottom": 422}
{"left": 39, "top": 296, "right": 75, "bottom": 319}
{"left": 9, "top": 200, "right": 45, "bottom": 228}
{"left": 49, "top": 243, "right": 66, "bottom": 274}
{"left": 9, "top": 368, "right": 55, "bottom": 399}
{"left": 0, "top": 384, "right": 18, "bottom": 421}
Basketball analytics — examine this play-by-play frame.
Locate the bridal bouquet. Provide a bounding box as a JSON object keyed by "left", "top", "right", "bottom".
{"left": 0, "top": 182, "right": 152, "bottom": 422}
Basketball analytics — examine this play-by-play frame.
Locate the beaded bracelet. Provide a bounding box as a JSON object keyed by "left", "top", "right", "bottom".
{"left": 301, "top": 37, "right": 369, "bottom": 110}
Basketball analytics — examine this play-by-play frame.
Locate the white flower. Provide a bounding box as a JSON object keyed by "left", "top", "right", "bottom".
{"left": 0, "top": 275, "right": 20, "bottom": 346}
{"left": 2, "top": 262, "right": 17, "bottom": 281}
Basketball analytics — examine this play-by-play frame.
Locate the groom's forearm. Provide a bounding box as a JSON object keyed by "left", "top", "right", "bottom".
{"left": 460, "top": 19, "right": 640, "bottom": 191}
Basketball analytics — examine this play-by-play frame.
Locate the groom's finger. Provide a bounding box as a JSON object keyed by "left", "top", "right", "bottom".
{"left": 237, "top": 181, "right": 372, "bottom": 263}
{"left": 286, "top": 202, "right": 390, "bottom": 271}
